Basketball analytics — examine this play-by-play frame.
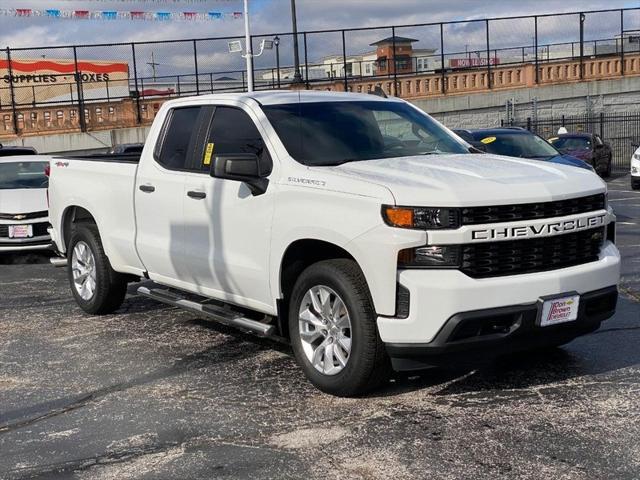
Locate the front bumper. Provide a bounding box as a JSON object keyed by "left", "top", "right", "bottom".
{"left": 377, "top": 241, "right": 620, "bottom": 346}
{"left": 0, "top": 218, "right": 52, "bottom": 252}
{"left": 386, "top": 286, "right": 617, "bottom": 371}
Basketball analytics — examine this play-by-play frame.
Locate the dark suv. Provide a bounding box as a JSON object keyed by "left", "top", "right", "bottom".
{"left": 0, "top": 145, "right": 37, "bottom": 157}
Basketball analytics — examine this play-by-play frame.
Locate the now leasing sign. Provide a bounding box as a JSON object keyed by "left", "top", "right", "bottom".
{"left": 0, "top": 58, "right": 130, "bottom": 106}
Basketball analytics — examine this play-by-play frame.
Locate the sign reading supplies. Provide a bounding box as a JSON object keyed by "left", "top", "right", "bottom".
{"left": 0, "top": 59, "right": 130, "bottom": 106}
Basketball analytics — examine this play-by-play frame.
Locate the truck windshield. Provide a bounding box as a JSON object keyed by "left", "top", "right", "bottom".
{"left": 0, "top": 161, "right": 49, "bottom": 189}
{"left": 262, "top": 100, "right": 469, "bottom": 166}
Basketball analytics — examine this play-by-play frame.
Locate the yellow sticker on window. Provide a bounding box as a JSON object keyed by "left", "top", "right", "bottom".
{"left": 481, "top": 136, "right": 496, "bottom": 144}
{"left": 203, "top": 143, "right": 214, "bottom": 165}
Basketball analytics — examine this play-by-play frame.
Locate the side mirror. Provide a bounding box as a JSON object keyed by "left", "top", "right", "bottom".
{"left": 210, "top": 154, "right": 269, "bottom": 196}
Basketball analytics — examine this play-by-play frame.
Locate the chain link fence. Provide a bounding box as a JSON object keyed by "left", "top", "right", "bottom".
{"left": 1, "top": 7, "right": 639, "bottom": 137}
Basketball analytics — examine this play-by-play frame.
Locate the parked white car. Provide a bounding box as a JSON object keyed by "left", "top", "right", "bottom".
{"left": 0, "top": 156, "right": 52, "bottom": 252}
{"left": 632, "top": 147, "right": 640, "bottom": 190}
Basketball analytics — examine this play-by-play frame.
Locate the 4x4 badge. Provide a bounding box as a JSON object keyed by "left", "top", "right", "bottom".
{"left": 13, "top": 214, "right": 26, "bottom": 220}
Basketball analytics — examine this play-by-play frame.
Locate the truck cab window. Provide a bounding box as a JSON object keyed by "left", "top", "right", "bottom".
{"left": 205, "top": 107, "right": 272, "bottom": 174}
{"left": 156, "top": 106, "right": 202, "bottom": 170}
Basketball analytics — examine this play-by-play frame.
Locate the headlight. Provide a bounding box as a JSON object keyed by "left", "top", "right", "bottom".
{"left": 382, "top": 205, "right": 460, "bottom": 229}
{"left": 633, "top": 153, "right": 640, "bottom": 160}
{"left": 632, "top": 166, "right": 639, "bottom": 174}
{"left": 398, "top": 245, "right": 461, "bottom": 268}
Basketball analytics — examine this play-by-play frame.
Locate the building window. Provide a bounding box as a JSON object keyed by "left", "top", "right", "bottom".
{"left": 70, "top": 110, "right": 77, "bottom": 120}
{"left": 44, "top": 111, "right": 51, "bottom": 127}
{"left": 17, "top": 113, "right": 24, "bottom": 129}
{"left": 109, "top": 106, "right": 116, "bottom": 116}
{"left": 3, "top": 114, "right": 11, "bottom": 131}
{"left": 84, "top": 109, "right": 90, "bottom": 121}
{"left": 56, "top": 110, "right": 64, "bottom": 121}
{"left": 364, "top": 63, "right": 372, "bottom": 75}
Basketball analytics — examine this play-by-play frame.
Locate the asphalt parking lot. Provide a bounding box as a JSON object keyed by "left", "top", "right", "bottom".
{"left": 1, "top": 175, "right": 639, "bottom": 480}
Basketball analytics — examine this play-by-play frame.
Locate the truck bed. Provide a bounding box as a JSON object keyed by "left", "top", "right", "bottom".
{"left": 47, "top": 154, "right": 145, "bottom": 276}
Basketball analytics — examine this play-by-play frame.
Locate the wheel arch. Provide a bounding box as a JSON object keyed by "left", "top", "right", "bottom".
{"left": 61, "top": 205, "right": 99, "bottom": 253}
{"left": 276, "top": 238, "right": 366, "bottom": 339}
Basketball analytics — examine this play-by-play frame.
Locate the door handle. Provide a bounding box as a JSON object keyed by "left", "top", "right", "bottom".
{"left": 139, "top": 184, "right": 155, "bottom": 193}
{"left": 187, "top": 190, "right": 206, "bottom": 199}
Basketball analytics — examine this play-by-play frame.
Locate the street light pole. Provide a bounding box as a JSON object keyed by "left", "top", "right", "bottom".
{"left": 291, "top": 0, "right": 303, "bottom": 83}
{"left": 274, "top": 36, "right": 281, "bottom": 88}
{"left": 243, "top": 0, "right": 254, "bottom": 91}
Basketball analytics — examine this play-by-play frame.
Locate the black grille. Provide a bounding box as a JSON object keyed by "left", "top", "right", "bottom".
{"left": 460, "top": 194, "right": 605, "bottom": 225}
{"left": 0, "top": 210, "right": 48, "bottom": 220}
{"left": 461, "top": 227, "right": 605, "bottom": 278}
{"left": 0, "top": 222, "right": 49, "bottom": 238}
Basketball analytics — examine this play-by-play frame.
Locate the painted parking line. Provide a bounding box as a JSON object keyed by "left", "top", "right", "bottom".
{"left": 609, "top": 197, "right": 639, "bottom": 202}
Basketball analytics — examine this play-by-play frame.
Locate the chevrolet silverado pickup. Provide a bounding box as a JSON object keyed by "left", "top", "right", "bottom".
{"left": 48, "top": 91, "right": 620, "bottom": 396}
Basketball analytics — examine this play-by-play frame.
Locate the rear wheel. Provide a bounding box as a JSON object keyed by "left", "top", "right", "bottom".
{"left": 604, "top": 156, "right": 612, "bottom": 178}
{"left": 67, "top": 223, "right": 128, "bottom": 314}
{"left": 288, "top": 259, "right": 390, "bottom": 396}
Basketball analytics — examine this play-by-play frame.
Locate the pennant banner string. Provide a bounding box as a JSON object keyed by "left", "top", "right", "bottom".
{"left": 0, "top": 8, "right": 242, "bottom": 21}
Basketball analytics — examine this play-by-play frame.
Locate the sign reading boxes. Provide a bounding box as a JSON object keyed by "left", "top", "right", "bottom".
{"left": 0, "top": 59, "right": 130, "bottom": 106}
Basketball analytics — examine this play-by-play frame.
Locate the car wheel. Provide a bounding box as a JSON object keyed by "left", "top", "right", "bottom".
{"left": 604, "top": 156, "right": 612, "bottom": 178}
{"left": 289, "top": 259, "right": 390, "bottom": 396}
{"left": 632, "top": 179, "right": 640, "bottom": 190}
{"left": 67, "top": 222, "right": 128, "bottom": 314}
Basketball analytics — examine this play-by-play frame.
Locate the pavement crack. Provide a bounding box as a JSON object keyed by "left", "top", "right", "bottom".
{"left": 0, "top": 393, "right": 95, "bottom": 434}
{"left": 5, "top": 440, "right": 183, "bottom": 478}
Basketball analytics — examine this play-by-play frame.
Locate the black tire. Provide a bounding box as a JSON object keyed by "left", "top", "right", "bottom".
{"left": 604, "top": 156, "right": 612, "bottom": 178}
{"left": 288, "top": 259, "right": 390, "bottom": 396}
{"left": 67, "top": 222, "right": 128, "bottom": 314}
{"left": 632, "top": 179, "right": 640, "bottom": 191}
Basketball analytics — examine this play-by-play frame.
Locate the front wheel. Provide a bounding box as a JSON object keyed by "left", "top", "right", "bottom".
{"left": 67, "top": 223, "right": 128, "bottom": 314}
{"left": 289, "top": 259, "right": 390, "bottom": 396}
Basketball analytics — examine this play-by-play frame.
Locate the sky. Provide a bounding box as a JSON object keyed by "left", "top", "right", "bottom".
{"left": 0, "top": 0, "right": 637, "bottom": 76}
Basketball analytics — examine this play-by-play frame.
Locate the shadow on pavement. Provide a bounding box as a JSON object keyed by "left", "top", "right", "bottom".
{"left": 0, "top": 251, "right": 55, "bottom": 265}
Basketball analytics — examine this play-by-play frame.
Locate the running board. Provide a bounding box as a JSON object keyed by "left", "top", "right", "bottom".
{"left": 50, "top": 257, "right": 68, "bottom": 268}
{"left": 137, "top": 285, "right": 276, "bottom": 337}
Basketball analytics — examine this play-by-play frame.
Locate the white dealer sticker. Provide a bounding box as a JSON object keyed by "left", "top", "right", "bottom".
{"left": 539, "top": 294, "right": 580, "bottom": 327}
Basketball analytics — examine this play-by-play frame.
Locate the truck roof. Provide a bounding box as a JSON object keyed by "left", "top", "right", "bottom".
{"left": 163, "top": 90, "right": 403, "bottom": 108}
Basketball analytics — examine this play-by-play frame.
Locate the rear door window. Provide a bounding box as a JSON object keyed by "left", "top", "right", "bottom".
{"left": 155, "top": 106, "right": 202, "bottom": 171}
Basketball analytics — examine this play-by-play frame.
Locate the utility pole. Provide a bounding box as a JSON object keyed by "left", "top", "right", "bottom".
{"left": 146, "top": 52, "right": 160, "bottom": 81}
{"left": 291, "top": 0, "right": 302, "bottom": 83}
{"left": 244, "top": 0, "right": 254, "bottom": 91}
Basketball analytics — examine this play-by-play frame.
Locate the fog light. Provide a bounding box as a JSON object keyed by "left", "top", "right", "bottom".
{"left": 398, "top": 245, "right": 461, "bottom": 268}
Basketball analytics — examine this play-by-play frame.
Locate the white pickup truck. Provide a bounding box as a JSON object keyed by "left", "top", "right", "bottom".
{"left": 48, "top": 91, "right": 620, "bottom": 396}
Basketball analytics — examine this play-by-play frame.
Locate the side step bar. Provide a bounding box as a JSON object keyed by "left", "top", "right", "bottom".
{"left": 50, "top": 257, "right": 68, "bottom": 268}
{"left": 137, "top": 285, "right": 276, "bottom": 337}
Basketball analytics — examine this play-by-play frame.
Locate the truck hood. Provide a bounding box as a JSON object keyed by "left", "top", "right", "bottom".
{"left": 331, "top": 153, "right": 606, "bottom": 206}
{"left": 0, "top": 188, "right": 48, "bottom": 215}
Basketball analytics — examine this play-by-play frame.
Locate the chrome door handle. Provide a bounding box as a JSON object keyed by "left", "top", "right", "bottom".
{"left": 139, "top": 184, "right": 155, "bottom": 193}
{"left": 187, "top": 190, "right": 206, "bottom": 199}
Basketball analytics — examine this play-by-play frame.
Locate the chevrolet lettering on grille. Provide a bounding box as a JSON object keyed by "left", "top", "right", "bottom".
{"left": 471, "top": 213, "right": 607, "bottom": 241}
